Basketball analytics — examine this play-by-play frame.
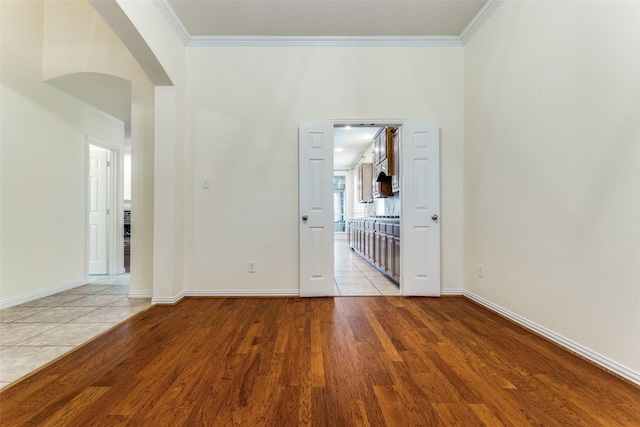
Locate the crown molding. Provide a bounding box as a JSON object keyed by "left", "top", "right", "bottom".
{"left": 154, "top": 0, "right": 190, "bottom": 45}
{"left": 460, "top": 0, "right": 505, "bottom": 45}
{"left": 187, "top": 35, "right": 463, "bottom": 48}
{"left": 156, "top": 0, "right": 499, "bottom": 48}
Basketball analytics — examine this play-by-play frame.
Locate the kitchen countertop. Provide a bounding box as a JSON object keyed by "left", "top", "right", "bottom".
{"left": 350, "top": 217, "right": 400, "bottom": 222}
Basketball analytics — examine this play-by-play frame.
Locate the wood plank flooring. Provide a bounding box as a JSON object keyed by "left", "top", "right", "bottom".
{"left": 1, "top": 296, "right": 638, "bottom": 426}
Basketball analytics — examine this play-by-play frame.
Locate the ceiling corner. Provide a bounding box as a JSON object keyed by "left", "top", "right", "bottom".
{"left": 460, "top": 0, "right": 505, "bottom": 45}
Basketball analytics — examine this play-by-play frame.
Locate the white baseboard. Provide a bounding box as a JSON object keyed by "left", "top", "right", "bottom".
{"left": 128, "top": 290, "right": 153, "bottom": 299}
{"left": 152, "top": 291, "right": 185, "bottom": 305}
{"left": 151, "top": 289, "right": 298, "bottom": 305}
{"left": 0, "top": 279, "right": 87, "bottom": 310}
{"left": 440, "top": 288, "right": 464, "bottom": 296}
{"left": 463, "top": 290, "right": 640, "bottom": 387}
{"left": 184, "top": 289, "right": 300, "bottom": 297}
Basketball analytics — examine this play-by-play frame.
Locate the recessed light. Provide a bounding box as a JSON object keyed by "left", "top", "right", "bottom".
{"left": 334, "top": 148, "right": 344, "bottom": 152}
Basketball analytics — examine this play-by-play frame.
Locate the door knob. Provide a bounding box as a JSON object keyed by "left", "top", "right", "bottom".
{"left": 432, "top": 214, "right": 438, "bottom": 221}
{"left": 302, "top": 215, "right": 308, "bottom": 221}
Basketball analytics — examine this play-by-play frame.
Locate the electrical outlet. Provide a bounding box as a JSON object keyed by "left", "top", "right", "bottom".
{"left": 248, "top": 261, "right": 256, "bottom": 273}
{"left": 478, "top": 264, "right": 484, "bottom": 278}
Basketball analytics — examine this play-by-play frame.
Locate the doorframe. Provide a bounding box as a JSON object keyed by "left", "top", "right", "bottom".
{"left": 86, "top": 137, "right": 121, "bottom": 277}
{"left": 330, "top": 118, "right": 408, "bottom": 295}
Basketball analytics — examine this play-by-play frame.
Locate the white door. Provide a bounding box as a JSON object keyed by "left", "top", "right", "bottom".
{"left": 401, "top": 123, "right": 440, "bottom": 296}
{"left": 89, "top": 145, "right": 109, "bottom": 275}
{"left": 299, "top": 123, "right": 334, "bottom": 297}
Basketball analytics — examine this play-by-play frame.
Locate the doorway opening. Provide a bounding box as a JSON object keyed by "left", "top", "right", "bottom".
{"left": 87, "top": 140, "right": 119, "bottom": 276}
{"left": 332, "top": 122, "right": 401, "bottom": 296}
{"left": 299, "top": 120, "right": 440, "bottom": 298}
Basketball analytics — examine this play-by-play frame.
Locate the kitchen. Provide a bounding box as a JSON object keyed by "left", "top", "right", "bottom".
{"left": 334, "top": 125, "right": 401, "bottom": 296}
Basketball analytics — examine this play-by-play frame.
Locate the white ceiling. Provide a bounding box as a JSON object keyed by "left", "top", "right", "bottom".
{"left": 334, "top": 126, "right": 380, "bottom": 171}
{"left": 167, "top": 0, "right": 488, "bottom": 38}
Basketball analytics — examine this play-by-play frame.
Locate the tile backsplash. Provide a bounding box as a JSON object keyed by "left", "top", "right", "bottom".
{"left": 374, "top": 194, "right": 400, "bottom": 217}
{"left": 356, "top": 194, "right": 400, "bottom": 218}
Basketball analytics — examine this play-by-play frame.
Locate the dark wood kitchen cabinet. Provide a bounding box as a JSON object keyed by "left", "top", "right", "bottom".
{"left": 393, "top": 224, "right": 401, "bottom": 282}
{"left": 365, "top": 220, "right": 375, "bottom": 263}
{"left": 372, "top": 127, "right": 395, "bottom": 198}
{"left": 385, "top": 223, "right": 395, "bottom": 276}
{"left": 355, "top": 162, "right": 373, "bottom": 203}
{"left": 376, "top": 222, "right": 386, "bottom": 272}
{"left": 391, "top": 127, "right": 401, "bottom": 193}
{"left": 349, "top": 218, "right": 400, "bottom": 285}
{"left": 374, "top": 127, "right": 393, "bottom": 166}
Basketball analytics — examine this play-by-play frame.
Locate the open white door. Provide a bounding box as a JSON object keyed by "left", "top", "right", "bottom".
{"left": 299, "top": 123, "right": 334, "bottom": 297}
{"left": 89, "top": 145, "right": 109, "bottom": 275}
{"left": 401, "top": 123, "right": 440, "bottom": 296}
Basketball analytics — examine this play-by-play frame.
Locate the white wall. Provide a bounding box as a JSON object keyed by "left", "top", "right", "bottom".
{"left": 186, "top": 46, "right": 465, "bottom": 293}
{"left": 0, "top": 0, "right": 126, "bottom": 304}
{"left": 464, "top": 1, "right": 640, "bottom": 377}
{"left": 124, "top": 155, "right": 132, "bottom": 200}
{"left": 114, "top": 0, "right": 188, "bottom": 302}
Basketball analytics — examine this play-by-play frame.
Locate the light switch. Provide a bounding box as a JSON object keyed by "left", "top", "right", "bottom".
{"left": 202, "top": 177, "right": 211, "bottom": 189}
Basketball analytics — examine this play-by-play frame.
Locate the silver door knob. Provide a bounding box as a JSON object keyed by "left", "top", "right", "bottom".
{"left": 302, "top": 215, "right": 308, "bottom": 221}
{"left": 432, "top": 214, "right": 438, "bottom": 221}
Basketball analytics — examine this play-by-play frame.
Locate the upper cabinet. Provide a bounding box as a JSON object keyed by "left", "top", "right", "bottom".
{"left": 372, "top": 127, "right": 396, "bottom": 198}
{"left": 355, "top": 162, "right": 373, "bottom": 203}
{"left": 374, "top": 127, "right": 393, "bottom": 168}
{"left": 391, "top": 127, "right": 400, "bottom": 193}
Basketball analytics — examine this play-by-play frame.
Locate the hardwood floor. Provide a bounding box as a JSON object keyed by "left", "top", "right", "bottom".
{"left": 1, "top": 297, "right": 638, "bottom": 426}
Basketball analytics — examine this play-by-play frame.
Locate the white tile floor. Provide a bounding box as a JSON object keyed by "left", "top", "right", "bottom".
{"left": 334, "top": 239, "right": 400, "bottom": 296}
{"left": 0, "top": 274, "right": 150, "bottom": 390}
{"left": 0, "top": 245, "right": 396, "bottom": 390}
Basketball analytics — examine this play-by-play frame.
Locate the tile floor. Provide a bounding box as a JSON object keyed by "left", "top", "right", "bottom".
{"left": 334, "top": 239, "right": 400, "bottom": 296}
{"left": 0, "top": 274, "right": 150, "bottom": 390}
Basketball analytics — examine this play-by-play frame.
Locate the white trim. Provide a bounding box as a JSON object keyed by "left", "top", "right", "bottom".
{"left": 187, "top": 35, "right": 462, "bottom": 48}
{"left": 128, "top": 290, "right": 153, "bottom": 299}
{"left": 463, "top": 290, "right": 640, "bottom": 387}
{"left": 184, "top": 289, "right": 300, "bottom": 297}
{"left": 154, "top": 0, "right": 190, "bottom": 45}
{"left": 152, "top": 291, "right": 185, "bottom": 305}
{"left": 440, "top": 288, "right": 464, "bottom": 296}
{"left": 459, "top": 0, "right": 505, "bottom": 45}
{"left": 151, "top": 289, "right": 300, "bottom": 304}
{"left": 155, "top": 0, "right": 499, "bottom": 48}
{"left": 331, "top": 118, "right": 407, "bottom": 127}
{"left": 0, "top": 280, "right": 86, "bottom": 310}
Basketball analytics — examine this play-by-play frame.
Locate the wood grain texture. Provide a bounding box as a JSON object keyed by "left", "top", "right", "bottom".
{"left": 1, "top": 297, "right": 638, "bottom": 426}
